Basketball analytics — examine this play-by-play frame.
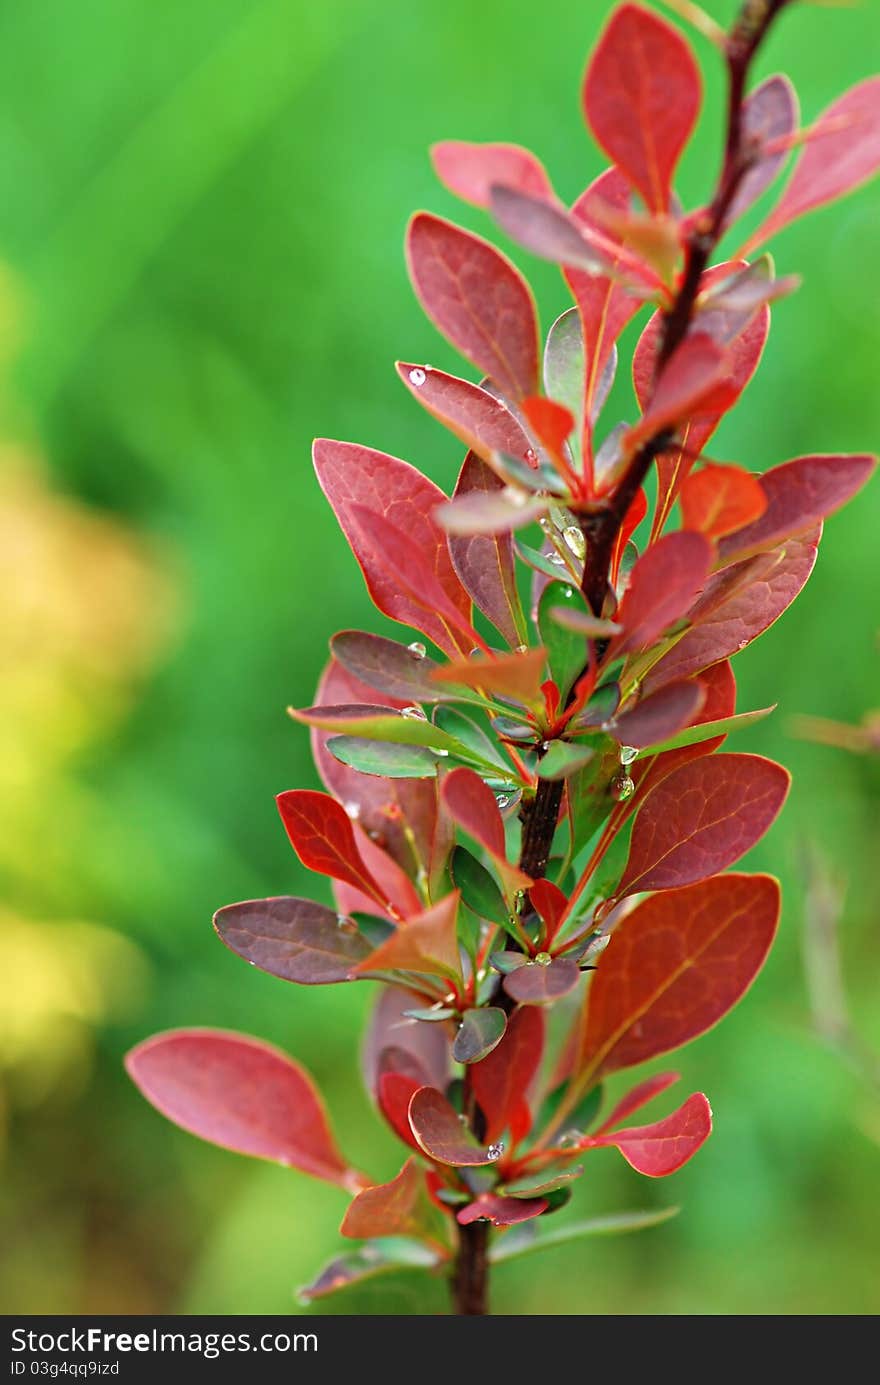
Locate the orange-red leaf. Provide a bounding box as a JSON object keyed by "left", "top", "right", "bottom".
{"left": 354, "top": 894, "right": 462, "bottom": 984}
{"left": 340, "top": 1158, "right": 436, "bottom": 1241}
{"left": 589, "top": 1091, "right": 712, "bottom": 1175}
{"left": 277, "top": 789, "right": 387, "bottom": 909}
{"left": 680, "top": 464, "right": 767, "bottom": 540}
{"left": 430, "top": 646, "right": 548, "bottom": 707}
{"left": 609, "top": 530, "right": 712, "bottom": 658}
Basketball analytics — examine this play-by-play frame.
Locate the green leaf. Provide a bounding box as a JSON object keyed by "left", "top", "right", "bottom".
{"left": 538, "top": 582, "right": 592, "bottom": 702}
{"left": 640, "top": 705, "right": 776, "bottom": 755}
{"left": 451, "top": 846, "right": 509, "bottom": 925}
{"left": 403, "top": 1006, "right": 456, "bottom": 1022}
{"left": 457, "top": 903, "right": 483, "bottom": 961}
{"left": 538, "top": 740, "right": 596, "bottom": 780}
{"left": 452, "top": 1007, "right": 508, "bottom": 1063}
{"left": 565, "top": 745, "right": 618, "bottom": 846}
{"left": 351, "top": 912, "right": 396, "bottom": 947}
{"left": 434, "top": 705, "right": 512, "bottom": 774}
{"left": 517, "top": 540, "right": 576, "bottom": 581}
{"left": 503, "top": 1167, "right": 584, "bottom": 1197}
{"left": 488, "top": 950, "right": 530, "bottom": 974}
{"left": 327, "top": 737, "right": 443, "bottom": 778}
{"left": 543, "top": 307, "right": 584, "bottom": 460}
{"left": 490, "top": 1207, "right": 680, "bottom": 1263}
{"left": 295, "top": 705, "right": 463, "bottom": 752}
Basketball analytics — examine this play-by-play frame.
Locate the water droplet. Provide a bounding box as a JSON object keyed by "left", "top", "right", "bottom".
{"left": 433, "top": 747, "right": 450, "bottom": 757}
{"left": 486, "top": 1142, "right": 505, "bottom": 1161}
{"left": 525, "top": 448, "right": 538, "bottom": 465}
{"left": 401, "top": 704, "right": 427, "bottom": 720}
{"left": 336, "top": 915, "right": 359, "bottom": 935}
{"left": 408, "top": 367, "right": 427, "bottom": 387}
{"left": 563, "top": 525, "right": 586, "bottom": 560}
{"left": 539, "top": 517, "right": 552, "bottom": 532}
{"left": 516, "top": 644, "right": 528, "bottom": 654}
{"left": 343, "top": 801, "right": 361, "bottom": 820}
{"left": 407, "top": 641, "right": 427, "bottom": 660}
{"left": 416, "top": 866, "right": 429, "bottom": 891}
{"left": 458, "top": 1113, "right": 470, "bottom": 1126}
{"left": 559, "top": 1129, "right": 583, "bottom": 1149}
{"left": 502, "top": 484, "right": 529, "bottom": 508}
{"left": 610, "top": 773, "right": 635, "bottom": 802}
{"left": 738, "top": 638, "right": 749, "bottom": 650}
{"left": 562, "top": 586, "right": 574, "bottom": 599}
{"left": 495, "top": 793, "right": 511, "bottom": 809}
{"left": 619, "top": 744, "right": 638, "bottom": 766}
{"left": 534, "top": 951, "right": 552, "bottom": 967}
{"left": 367, "top": 828, "right": 387, "bottom": 846}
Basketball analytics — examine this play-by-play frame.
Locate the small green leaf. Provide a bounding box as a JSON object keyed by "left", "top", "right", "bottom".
{"left": 351, "top": 912, "right": 396, "bottom": 947}
{"left": 434, "top": 705, "right": 512, "bottom": 773}
{"left": 570, "top": 681, "right": 620, "bottom": 730}
{"left": 543, "top": 307, "right": 584, "bottom": 460}
{"left": 451, "top": 846, "right": 509, "bottom": 925}
{"left": 327, "top": 737, "right": 443, "bottom": 778}
{"left": 517, "top": 540, "right": 576, "bottom": 581}
{"left": 403, "top": 1006, "right": 457, "bottom": 1022}
{"left": 488, "top": 950, "right": 530, "bottom": 974}
{"left": 452, "top": 1007, "right": 508, "bottom": 1063}
{"left": 457, "top": 903, "right": 483, "bottom": 961}
{"left": 490, "top": 1207, "right": 680, "bottom": 1263}
{"left": 538, "top": 582, "right": 593, "bottom": 702}
{"left": 641, "top": 705, "right": 776, "bottom": 755}
{"left": 538, "top": 740, "right": 596, "bottom": 780}
{"left": 503, "top": 1167, "right": 584, "bottom": 1197}
{"left": 295, "top": 705, "right": 463, "bottom": 751}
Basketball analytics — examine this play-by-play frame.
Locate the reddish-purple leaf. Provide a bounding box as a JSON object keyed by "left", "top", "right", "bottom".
{"left": 277, "top": 790, "right": 388, "bottom": 909}
{"left": 723, "top": 75, "right": 799, "bottom": 229}
{"left": 362, "top": 986, "right": 451, "bottom": 1099}
{"left": 746, "top": 76, "right": 880, "bottom": 251}
{"left": 580, "top": 872, "right": 780, "bottom": 1076}
{"left": 436, "top": 488, "right": 548, "bottom": 535}
{"left": 379, "top": 1072, "right": 426, "bottom": 1153}
{"left": 408, "top": 1087, "right": 499, "bottom": 1166}
{"left": 618, "top": 753, "right": 790, "bottom": 897}
{"left": 126, "top": 1029, "right": 357, "bottom": 1186}
{"left": 503, "top": 958, "right": 581, "bottom": 1006}
{"left": 396, "top": 362, "right": 534, "bottom": 468}
{"left": 213, "top": 896, "right": 371, "bottom": 984}
{"left": 718, "top": 454, "right": 876, "bottom": 563}
{"left": 431, "top": 140, "right": 554, "bottom": 208}
{"left": 310, "top": 657, "right": 452, "bottom": 893}
{"left": 608, "top": 531, "right": 713, "bottom": 658}
{"left": 650, "top": 528, "right": 820, "bottom": 683}
{"left": 313, "top": 440, "right": 473, "bottom": 657}
{"left": 567, "top": 168, "right": 643, "bottom": 464}
{"left": 594, "top": 1071, "right": 681, "bottom": 1134}
{"left": 471, "top": 1006, "right": 545, "bottom": 1145}
{"left": 457, "top": 1193, "right": 548, "bottom": 1226}
{"left": 612, "top": 679, "right": 706, "bottom": 750}
{"left": 680, "top": 464, "right": 768, "bottom": 541}
{"left": 330, "top": 630, "right": 456, "bottom": 704}
{"left": 489, "top": 184, "right": 615, "bottom": 275}
{"left": 442, "top": 766, "right": 530, "bottom": 891}
{"left": 448, "top": 453, "right": 528, "bottom": 647}
{"left": 638, "top": 659, "right": 736, "bottom": 783}
{"left": 340, "top": 1158, "right": 437, "bottom": 1241}
{"left": 589, "top": 1092, "right": 712, "bottom": 1175}
{"left": 626, "top": 333, "right": 730, "bottom": 450}
{"left": 583, "top": 3, "right": 701, "bottom": 214}
{"left": 354, "top": 894, "right": 462, "bottom": 983}
{"left": 406, "top": 212, "right": 540, "bottom": 401}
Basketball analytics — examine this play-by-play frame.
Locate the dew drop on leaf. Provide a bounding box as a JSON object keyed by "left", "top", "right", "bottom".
{"left": 496, "top": 794, "right": 511, "bottom": 809}
{"left": 563, "top": 526, "right": 586, "bottom": 560}
{"left": 344, "top": 801, "right": 361, "bottom": 819}
{"left": 486, "top": 1142, "right": 505, "bottom": 1161}
{"left": 549, "top": 553, "right": 566, "bottom": 566}
{"left": 401, "top": 705, "right": 427, "bottom": 720}
{"left": 619, "top": 745, "right": 639, "bottom": 766}
{"left": 534, "top": 951, "right": 552, "bottom": 967}
{"left": 610, "top": 773, "right": 635, "bottom": 802}
{"left": 409, "top": 367, "right": 427, "bottom": 386}
{"left": 407, "top": 641, "right": 427, "bottom": 660}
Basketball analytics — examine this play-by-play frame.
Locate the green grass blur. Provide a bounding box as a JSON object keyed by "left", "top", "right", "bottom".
{"left": 0, "top": 0, "right": 878, "bottom": 1315}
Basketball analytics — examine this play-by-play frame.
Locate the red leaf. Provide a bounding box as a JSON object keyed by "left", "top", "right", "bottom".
{"left": 718, "top": 453, "right": 876, "bottom": 562}
{"left": 355, "top": 824, "right": 424, "bottom": 921}
{"left": 448, "top": 453, "right": 528, "bottom": 647}
{"left": 529, "top": 878, "right": 569, "bottom": 944}
{"left": 471, "top": 1006, "right": 545, "bottom": 1145}
{"left": 340, "top": 1158, "right": 436, "bottom": 1241}
{"left": 310, "top": 656, "right": 452, "bottom": 893}
{"left": 378, "top": 1072, "right": 425, "bottom": 1153}
{"left": 442, "top": 766, "right": 530, "bottom": 891}
{"left": 431, "top": 140, "right": 554, "bottom": 208}
{"left": 640, "top": 660, "right": 736, "bottom": 781}
{"left": 723, "top": 75, "right": 799, "bottom": 230}
{"left": 609, "top": 488, "right": 648, "bottom": 585}
{"left": 362, "top": 986, "right": 451, "bottom": 1099}
{"left": 680, "top": 464, "right": 767, "bottom": 541}
{"left": 649, "top": 528, "right": 820, "bottom": 683}
{"left": 457, "top": 1193, "right": 548, "bottom": 1226}
{"left": 313, "top": 439, "right": 473, "bottom": 657}
{"left": 609, "top": 531, "right": 713, "bottom": 658}
{"left": 746, "top": 76, "right": 880, "bottom": 251}
{"left": 126, "top": 1029, "right": 357, "bottom": 1187}
{"left": 408, "top": 1087, "right": 499, "bottom": 1166}
{"left": 489, "top": 184, "right": 619, "bottom": 276}
{"left": 406, "top": 212, "right": 540, "bottom": 401}
{"left": 354, "top": 894, "right": 462, "bottom": 984}
{"left": 594, "top": 1071, "right": 681, "bottom": 1134}
{"left": 521, "top": 396, "right": 576, "bottom": 458}
{"left": 589, "top": 1092, "right": 712, "bottom": 1175}
{"left": 612, "top": 679, "right": 706, "bottom": 750}
{"left": 277, "top": 790, "right": 388, "bottom": 910}
{"left": 583, "top": 3, "right": 701, "bottom": 214}
{"left": 396, "top": 362, "right": 534, "bottom": 469}
{"left": 618, "top": 753, "right": 789, "bottom": 897}
{"left": 503, "top": 958, "right": 581, "bottom": 1006}
{"left": 626, "top": 333, "right": 730, "bottom": 451}
{"left": 430, "top": 646, "right": 548, "bottom": 707}
{"left": 213, "top": 896, "right": 371, "bottom": 984}
{"left": 567, "top": 168, "right": 643, "bottom": 465}
{"left": 580, "top": 872, "right": 780, "bottom": 1076}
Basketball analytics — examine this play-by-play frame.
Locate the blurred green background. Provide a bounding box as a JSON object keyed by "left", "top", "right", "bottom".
{"left": 0, "top": 0, "right": 878, "bottom": 1316}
